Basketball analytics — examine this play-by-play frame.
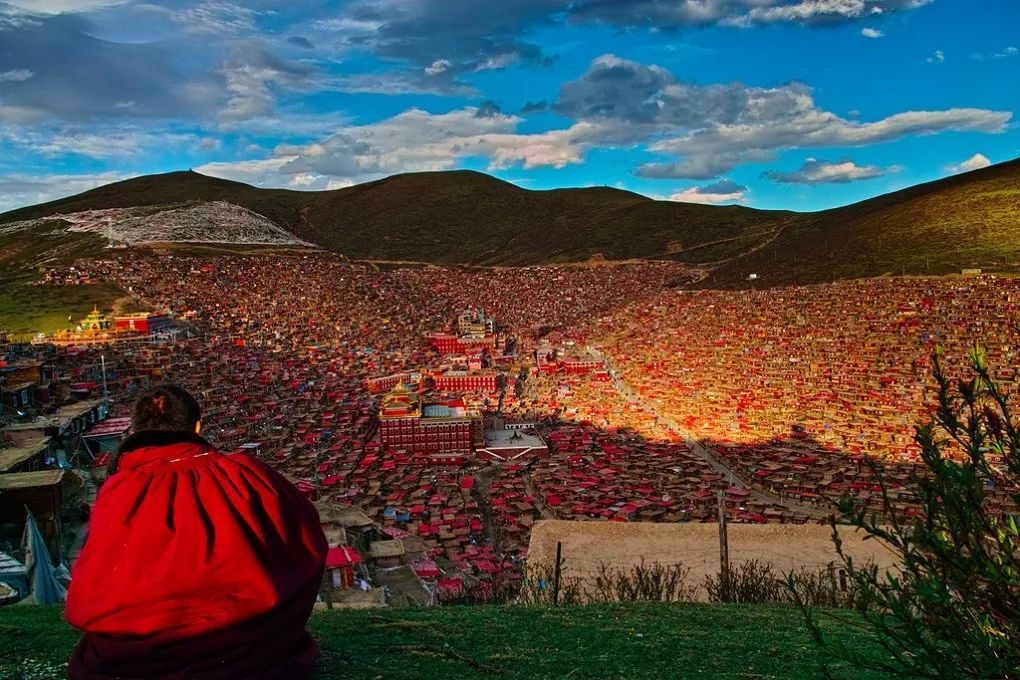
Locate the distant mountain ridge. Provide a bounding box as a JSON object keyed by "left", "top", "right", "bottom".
{"left": 2, "top": 158, "right": 1018, "bottom": 286}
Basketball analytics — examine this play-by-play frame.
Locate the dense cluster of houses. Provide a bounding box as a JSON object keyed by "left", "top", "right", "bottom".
{"left": 5, "top": 251, "right": 1018, "bottom": 606}
{"left": 590, "top": 276, "right": 1020, "bottom": 514}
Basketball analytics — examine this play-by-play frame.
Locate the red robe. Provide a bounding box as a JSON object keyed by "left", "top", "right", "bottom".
{"left": 66, "top": 431, "right": 327, "bottom": 679}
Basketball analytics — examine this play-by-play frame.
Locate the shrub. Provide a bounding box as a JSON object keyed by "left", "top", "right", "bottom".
{"left": 797, "top": 347, "right": 1020, "bottom": 678}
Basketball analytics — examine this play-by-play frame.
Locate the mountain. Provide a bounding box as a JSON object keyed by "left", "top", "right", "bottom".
{"left": 2, "top": 158, "right": 1018, "bottom": 285}
{"left": 701, "top": 157, "right": 1020, "bottom": 287}
{"left": 0, "top": 170, "right": 791, "bottom": 267}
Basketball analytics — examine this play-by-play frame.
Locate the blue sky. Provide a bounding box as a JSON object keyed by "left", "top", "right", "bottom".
{"left": 0, "top": 0, "right": 1017, "bottom": 212}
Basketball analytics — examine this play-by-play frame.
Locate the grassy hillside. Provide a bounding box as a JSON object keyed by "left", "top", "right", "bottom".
{"left": 0, "top": 283, "right": 146, "bottom": 341}
{"left": 0, "top": 221, "right": 107, "bottom": 285}
{"left": 0, "top": 602, "right": 889, "bottom": 679}
{"left": 2, "top": 158, "right": 1017, "bottom": 283}
{"left": 0, "top": 170, "right": 791, "bottom": 267}
{"left": 706, "top": 158, "right": 1020, "bottom": 287}
{"left": 294, "top": 171, "right": 792, "bottom": 266}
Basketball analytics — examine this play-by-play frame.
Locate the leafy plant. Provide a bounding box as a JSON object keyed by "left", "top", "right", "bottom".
{"left": 796, "top": 347, "right": 1020, "bottom": 678}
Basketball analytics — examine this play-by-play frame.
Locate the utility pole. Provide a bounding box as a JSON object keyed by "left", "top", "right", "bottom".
{"left": 552, "top": 541, "right": 563, "bottom": 606}
{"left": 100, "top": 354, "right": 109, "bottom": 398}
{"left": 717, "top": 491, "right": 730, "bottom": 602}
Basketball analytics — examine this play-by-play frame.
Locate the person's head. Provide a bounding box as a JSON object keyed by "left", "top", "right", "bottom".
{"left": 132, "top": 383, "right": 202, "bottom": 435}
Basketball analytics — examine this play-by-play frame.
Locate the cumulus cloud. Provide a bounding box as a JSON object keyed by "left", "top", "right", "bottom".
{"left": 424, "top": 59, "right": 451, "bottom": 76}
{"left": 196, "top": 50, "right": 1013, "bottom": 190}
{"left": 278, "top": 106, "right": 589, "bottom": 179}
{"left": 194, "top": 105, "right": 596, "bottom": 190}
{"left": 945, "top": 153, "right": 991, "bottom": 174}
{"left": 737, "top": 0, "right": 932, "bottom": 26}
{"left": 569, "top": 0, "right": 930, "bottom": 28}
{"left": 927, "top": 49, "right": 945, "bottom": 63}
{"left": 557, "top": 54, "right": 1011, "bottom": 179}
{"left": 316, "top": 0, "right": 932, "bottom": 91}
{"left": 322, "top": 0, "right": 556, "bottom": 79}
{"left": 861, "top": 27, "right": 883, "bottom": 38}
{"left": 763, "top": 158, "right": 887, "bottom": 183}
{"left": 219, "top": 41, "right": 316, "bottom": 123}
{"left": 668, "top": 179, "right": 748, "bottom": 204}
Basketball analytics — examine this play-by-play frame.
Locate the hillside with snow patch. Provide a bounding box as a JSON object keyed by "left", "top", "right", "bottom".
{"left": 0, "top": 201, "right": 314, "bottom": 247}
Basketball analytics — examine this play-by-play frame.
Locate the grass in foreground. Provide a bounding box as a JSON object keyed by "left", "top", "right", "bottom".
{"left": 0, "top": 602, "right": 892, "bottom": 679}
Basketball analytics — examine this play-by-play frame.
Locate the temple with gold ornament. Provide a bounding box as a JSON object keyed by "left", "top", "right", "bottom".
{"left": 376, "top": 383, "right": 482, "bottom": 464}
{"left": 47, "top": 307, "right": 172, "bottom": 346}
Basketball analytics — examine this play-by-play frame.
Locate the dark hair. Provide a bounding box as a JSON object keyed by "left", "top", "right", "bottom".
{"left": 131, "top": 383, "right": 201, "bottom": 433}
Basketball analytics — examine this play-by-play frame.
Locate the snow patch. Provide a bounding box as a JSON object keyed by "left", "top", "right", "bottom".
{"left": 1, "top": 201, "right": 314, "bottom": 247}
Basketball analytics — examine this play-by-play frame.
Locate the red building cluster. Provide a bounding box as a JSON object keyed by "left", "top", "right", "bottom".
{"left": 427, "top": 332, "right": 496, "bottom": 357}
{"left": 112, "top": 313, "right": 172, "bottom": 334}
{"left": 431, "top": 370, "right": 500, "bottom": 392}
{"left": 536, "top": 348, "right": 609, "bottom": 380}
{"left": 377, "top": 384, "right": 482, "bottom": 464}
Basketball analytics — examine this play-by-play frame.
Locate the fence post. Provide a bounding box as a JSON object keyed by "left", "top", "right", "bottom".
{"left": 552, "top": 541, "right": 562, "bottom": 606}
{"left": 322, "top": 571, "right": 334, "bottom": 610}
{"left": 717, "top": 491, "right": 730, "bottom": 602}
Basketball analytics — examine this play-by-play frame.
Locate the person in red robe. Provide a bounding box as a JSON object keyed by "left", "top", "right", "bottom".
{"left": 66, "top": 384, "right": 328, "bottom": 679}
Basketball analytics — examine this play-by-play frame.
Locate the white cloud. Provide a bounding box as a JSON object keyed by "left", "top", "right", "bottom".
{"left": 288, "top": 173, "right": 319, "bottom": 187}
{"left": 668, "top": 179, "right": 747, "bottom": 204}
{"left": 218, "top": 42, "right": 315, "bottom": 123}
{"left": 763, "top": 158, "right": 887, "bottom": 183}
{"left": 972, "top": 46, "right": 1018, "bottom": 61}
{"left": 0, "top": 124, "right": 210, "bottom": 159}
{"left": 0, "top": 69, "right": 34, "bottom": 82}
{"left": 0, "top": 171, "right": 129, "bottom": 212}
{"left": 643, "top": 106, "right": 1010, "bottom": 178}
{"left": 192, "top": 105, "right": 596, "bottom": 190}
{"left": 475, "top": 52, "right": 520, "bottom": 72}
{"left": 172, "top": 2, "right": 259, "bottom": 35}
{"left": 738, "top": 0, "right": 932, "bottom": 26}
{"left": 945, "top": 153, "right": 991, "bottom": 174}
{"left": 860, "top": 27, "right": 883, "bottom": 38}
{"left": 927, "top": 49, "right": 945, "bottom": 63}
{"left": 559, "top": 54, "right": 1011, "bottom": 180}
{"left": 195, "top": 156, "right": 299, "bottom": 186}
{"left": 424, "top": 59, "right": 451, "bottom": 76}
{"left": 280, "top": 106, "right": 592, "bottom": 178}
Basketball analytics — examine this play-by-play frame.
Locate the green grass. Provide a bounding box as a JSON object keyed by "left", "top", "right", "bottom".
{"left": 0, "top": 282, "right": 142, "bottom": 341}
{"left": 0, "top": 602, "right": 892, "bottom": 679}
{"left": 707, "top": 157, "right": 1020, "bottom": 287}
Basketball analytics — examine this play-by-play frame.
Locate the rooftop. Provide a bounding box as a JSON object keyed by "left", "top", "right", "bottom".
{"left": 0, "top": 437, "right": 50, "bottom": 473}
{"left": 0, "top": 469, "right": 65, "bottom": 490}
{"left": 3, "top": 398, "right": 108, "bottom": 432}
{"left": 483, "top": 428, "right": 546, "bottom": 450}
{"left": 0, "top": 551, "right": 25, "bottom": 577}
{"left": 83, "top": 417, "right": 132, "bottom": 438}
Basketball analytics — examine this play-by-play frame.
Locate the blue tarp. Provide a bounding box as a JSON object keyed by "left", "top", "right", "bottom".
{"left": 20, "top": 510, "right": 68, "bottom": 606}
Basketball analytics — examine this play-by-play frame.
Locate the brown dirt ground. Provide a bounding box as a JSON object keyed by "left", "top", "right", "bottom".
{"left": 527, "top": 520, "right": 898, "bottom": 600}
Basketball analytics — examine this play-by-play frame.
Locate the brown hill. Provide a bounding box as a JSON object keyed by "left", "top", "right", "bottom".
{"left": 701, "top": 157, "right": 1020, "bottom": 287}
{"left": 0, "top": 170, "right": 790, "bottom": 267}
{"left": 3, "top": 158, "right": 1018, "bottom": 284}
